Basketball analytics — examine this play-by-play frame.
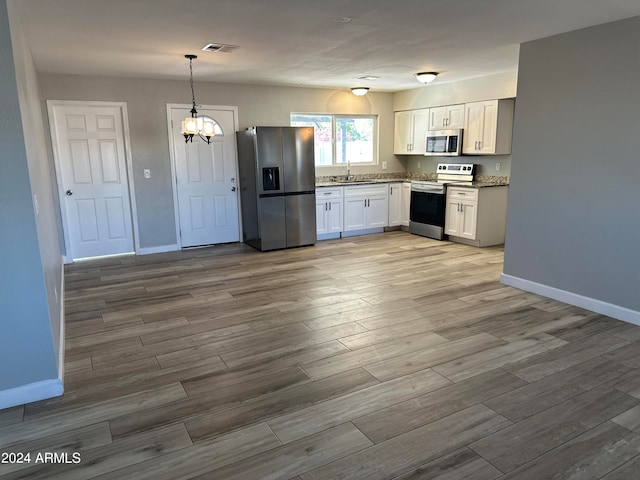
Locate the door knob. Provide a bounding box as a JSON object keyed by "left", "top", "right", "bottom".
{"left": 66, "top": 190, "right": 73, "bottom": 196}
{"left": 231, "top": 186, "right": 237, "bottom": 192}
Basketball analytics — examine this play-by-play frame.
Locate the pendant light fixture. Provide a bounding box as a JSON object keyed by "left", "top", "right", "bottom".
{"left": 181, "top": 54, "right": 215, "bottom": 144}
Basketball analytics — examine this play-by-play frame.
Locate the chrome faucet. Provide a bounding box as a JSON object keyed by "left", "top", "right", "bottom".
{"left": 346, "top": 159, "right": 353, "bottom": 181}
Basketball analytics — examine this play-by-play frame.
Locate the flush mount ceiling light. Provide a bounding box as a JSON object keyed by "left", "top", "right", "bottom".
{"left": 415, "top": 72, "right": 439, "bottom": 84}
{"left": 351, "top": 87, "right": 369, "bottom": 96}
{"left": 181, "top": 54, "right": 215, "bottom": 144}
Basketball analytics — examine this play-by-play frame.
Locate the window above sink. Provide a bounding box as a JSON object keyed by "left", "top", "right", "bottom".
{"left": 290, "top": 113, "right": 378, "bottom": 167}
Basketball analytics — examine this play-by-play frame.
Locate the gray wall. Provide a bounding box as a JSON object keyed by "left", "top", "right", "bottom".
{"left": 0, "top": 0, "right": 59, "bottom": 391}
{"left": 393, "top": 71, "right": 518, "bottom": 177}
{"left": 38, "top": 74, "right": 398, "bottom": 250}
{"left": 503, "top": 16, "right": 640, "bottom": 312}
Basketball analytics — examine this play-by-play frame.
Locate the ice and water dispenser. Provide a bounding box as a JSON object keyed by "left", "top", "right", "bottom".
{"left": 262, "top": 167, "right": 280, "bottom": 191}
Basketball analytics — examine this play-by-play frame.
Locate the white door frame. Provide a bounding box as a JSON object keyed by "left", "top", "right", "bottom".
{"left": 166, "top": 104, "right": 242, "bottom": 248}
{"left": 47, "top": 100, "right": 140, "bottom": 263}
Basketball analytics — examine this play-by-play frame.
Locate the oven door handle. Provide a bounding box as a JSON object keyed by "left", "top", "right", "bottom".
{"left": 411, "top": 186, "right": 445, "bottom": 194}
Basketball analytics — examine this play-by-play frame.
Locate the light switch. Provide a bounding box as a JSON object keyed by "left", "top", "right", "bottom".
{"left": 143, "top": 169, "right": 151, "bottom": 179}
{"left": 382, "top": 161, "right": 387, "bottom": 170}
{"left": 495, "top": 162, "right": 501, "bottom": 171}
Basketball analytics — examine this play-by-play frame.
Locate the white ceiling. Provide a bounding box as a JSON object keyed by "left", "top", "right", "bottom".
{"left": 13, "top": 0, "right": 640, "bottom": 91}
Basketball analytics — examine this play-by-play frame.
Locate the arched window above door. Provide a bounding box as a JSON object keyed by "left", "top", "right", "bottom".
{"left": 199, "top": 116, "right": 224, "bottom": 136}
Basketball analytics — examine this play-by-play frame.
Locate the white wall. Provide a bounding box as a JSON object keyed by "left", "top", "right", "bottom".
{"left": 0, "top": 0, "right": 62, "bottom": 407}
{"left": 503, "top": 16, "right": 640, "bottom": 322}
{"left": 393, "top": 71, "right": 518, "bottom": 112}
{"left": 38, "top": 74, "right": 398, "bottom": 250}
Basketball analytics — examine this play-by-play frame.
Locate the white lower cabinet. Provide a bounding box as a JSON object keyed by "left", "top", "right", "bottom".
{"left": 445, "top": 186, "right": 508, "bottom": 247}
{"left": 402, "top": 182, "right": 411, "bottom": 227}
{"left": 344, "top": 184, "right": 389, "bottom": 232}
{"left": 316, "top": 187, "right": 343, "bottom": 239}
{"left": 388, "top": 183, "right": 403, "bottom": 227}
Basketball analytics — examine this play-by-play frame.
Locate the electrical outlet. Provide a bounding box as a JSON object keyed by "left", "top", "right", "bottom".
{"left": 495, "top": 162, "right": 501, "bottom": 171}
{"left": 417, "top": 161, "right": 421, "bottom": 169}
{"left": 382, "top": 161, "right": 387, "bottom": 170}
{"left": 144, "top": 169, "right": 151, "bottom": 179}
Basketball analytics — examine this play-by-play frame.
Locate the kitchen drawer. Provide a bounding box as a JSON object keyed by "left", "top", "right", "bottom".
{"left": 316, "top": 187, "right": 343, "bottom": 199}
{"left": 447, "top": 187, "right": 477, "bottom": 201}
{"left": 344, "top": 184, "right": 389, "bottom": 197}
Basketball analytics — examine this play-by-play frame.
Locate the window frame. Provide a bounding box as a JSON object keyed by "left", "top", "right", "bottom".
{"left": 290, "top": 113, "right": 379, "bottom": 168}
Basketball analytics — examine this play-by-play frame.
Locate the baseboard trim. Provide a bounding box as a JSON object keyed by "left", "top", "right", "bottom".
{"left": 0, "top": 379, "right": 64, "bottom": 410}
{"left": 341, "top": 227, "right": 384, "bottom": 238}
{"left": 500, "top": 273, "right": 640, "bottom": 326}
{"left": 58, "top": 267, "right": 66, "bottom": 384}
{"left": 137, "top": 244, "right": 180, "bottom": 255}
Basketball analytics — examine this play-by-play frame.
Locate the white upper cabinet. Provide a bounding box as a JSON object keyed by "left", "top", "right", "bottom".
{"left": 462, "top": 99, "right": 515, "bottom": 155}
{"left": 394, "top": 109, "right": 430, "bottom": 155}
{"left": 428, "top": 104, "right": 465, "bottom": 130}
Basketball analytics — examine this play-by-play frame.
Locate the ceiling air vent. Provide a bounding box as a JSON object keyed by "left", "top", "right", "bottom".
{"left": 201, "top": 43, "right": 239, "bottom": 53}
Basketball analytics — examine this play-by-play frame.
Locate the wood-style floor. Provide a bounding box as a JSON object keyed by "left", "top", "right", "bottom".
{"left": 2, "top": 231, "right": 640, "bottom": 479}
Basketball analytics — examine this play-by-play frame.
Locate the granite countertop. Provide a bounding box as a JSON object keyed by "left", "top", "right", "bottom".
{"left": 316, "top": 178, "right": 509, "bottom": 188}
{"left": 316, "top": 179, "right": 407, "bottom": 187}
{"left": 466, "top": 180, "right": 510, "bottom": 188}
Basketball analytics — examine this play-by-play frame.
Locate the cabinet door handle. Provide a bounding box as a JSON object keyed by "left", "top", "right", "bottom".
{"left": 477, "top": 140, "right": 482, "bottom": 150}
{"left": 329, "top": 202, "right": 332, "bottom": 211}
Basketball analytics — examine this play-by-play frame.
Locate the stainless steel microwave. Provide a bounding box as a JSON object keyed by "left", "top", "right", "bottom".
{"left": 425, "top": 129, "right": 463, "bottom": 156}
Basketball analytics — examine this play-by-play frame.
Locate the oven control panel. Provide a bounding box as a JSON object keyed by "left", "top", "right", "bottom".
{"left": 437, "top": 163, "right": 475, "bottom": 175}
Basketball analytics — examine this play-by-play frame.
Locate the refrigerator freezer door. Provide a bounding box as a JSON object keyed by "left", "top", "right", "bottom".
{"left": 282, "top": 126, "right": 315, "bottom": 193}
{"left": 285, "top": 193, "right": 317, "bottom": 247}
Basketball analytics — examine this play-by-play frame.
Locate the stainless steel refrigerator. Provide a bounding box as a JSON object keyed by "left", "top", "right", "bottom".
{"left": 236, "top": 126, "right": 316, "bottom": 251}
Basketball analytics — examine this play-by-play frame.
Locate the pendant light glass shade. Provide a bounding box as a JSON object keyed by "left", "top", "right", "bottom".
{"left": 181, "top": 54, "right": 214, "bottom": 144}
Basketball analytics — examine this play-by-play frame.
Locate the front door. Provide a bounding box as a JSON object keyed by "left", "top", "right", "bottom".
{"left": 49, "top": 102, "right": 135, "bottom": 260}
{"left": 169, "top": 107, "right": 240, "bottom": 247}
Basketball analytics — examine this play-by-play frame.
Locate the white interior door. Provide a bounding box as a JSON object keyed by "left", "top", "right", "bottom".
{"left": 49, "top": 103, "right": 134, "bottom": 260}
{"left": 170, "top": 107, "right": 239, "bottom": 247}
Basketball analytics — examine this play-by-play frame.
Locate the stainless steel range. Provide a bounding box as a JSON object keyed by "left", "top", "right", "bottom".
{"left": 409, "top": 163, "right": 475, "bottom": 240}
